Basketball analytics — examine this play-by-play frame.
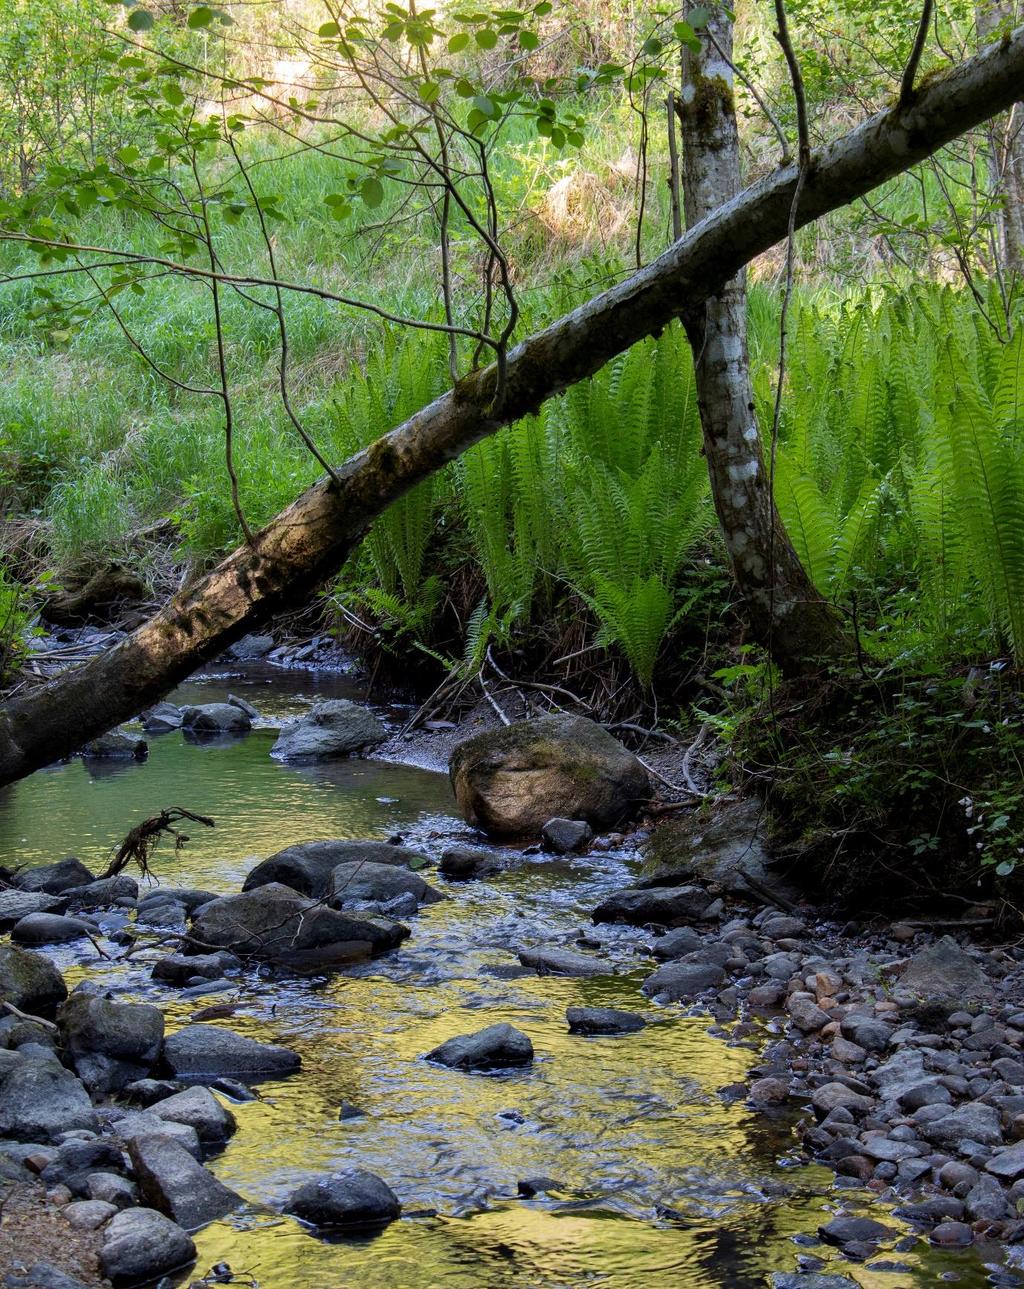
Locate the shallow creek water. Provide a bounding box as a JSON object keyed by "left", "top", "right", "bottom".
{"left": 0, "top": 669, "right": 1009, "bottom": 1287}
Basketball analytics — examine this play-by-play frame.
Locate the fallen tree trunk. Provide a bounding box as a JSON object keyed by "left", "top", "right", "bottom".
{"left": 1, "top": 27, "right": 1022, "bottom": 786}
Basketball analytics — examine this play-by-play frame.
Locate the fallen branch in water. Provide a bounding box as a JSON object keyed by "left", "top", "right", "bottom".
{"left": 102, "top": 806, "right": 215, "bottom": 880}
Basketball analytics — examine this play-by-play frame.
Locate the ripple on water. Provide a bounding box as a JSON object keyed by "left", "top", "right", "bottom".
{"left": 0, "top": 673, "right": 1001, "bottom": 1288}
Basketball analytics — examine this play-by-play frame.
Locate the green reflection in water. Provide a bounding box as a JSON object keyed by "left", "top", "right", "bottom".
{"left": 0, "top": 676, "right": 1003, "bottom": 1288}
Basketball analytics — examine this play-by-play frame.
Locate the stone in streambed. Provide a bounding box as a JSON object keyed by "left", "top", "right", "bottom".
{"left": 651, "top": 926, "right": 703, "bottom": 959}
{"left": 180, "top": 703, "right": 251, "bottom": 736}
{"left": 818, "top": 1214, "right": 894, "bottom": 1247}
{"left": 146, "top": 1085, "right": 236, "bottom": 1143}
{"left": 81, "top": 732, "right": 147, "bottom": 761}
{"left": 151, "top": 952, "right": 239, "bottom": 986}
{"left": 919, "top": 1101, "right": 1003, "bottom": 1148}
{"left": 285, "top": 1167, "right": 400, "bottom": 1230}
{"left": 4, "top": 1265, "right": 95, "bottom": 1289}
{"left": 566, "top": 1007, "right": 645, "bottom": 1035}
{"left": 58, "top": 992, "right": 164, "bottom": 1094}
{"left": 243, "top": 839, "right": 427, "bottom": 899}
{"left": 0, "top": 890, "right": 66, "bottom": 932}
{"left": 140, "top": 701, "right": 183, "bottom": 732}
{"left": 127, "top": 1134, "right": 242, "bottom": 1229}
{"left": 517, "top": 947, "right": 613, "bottom": 978}
{"left": 100, "top": 1207, "right": 196, "bottom": 1285}
{"left": 11, "top": 912, "right": 92, "bottom": 945}
{"left": 426, "top": 1023, "right": 533, "bottom": 1071}
{"left": 898, "top": 935, "right": 991, "bottom": 1003}
{"left": 327, "top": 861, "right": 444, "bottom": 910}
{"left": 0, "top": 1057, "right": 97, "bottom": 1141}
{"left": 188, "top": 883, "right": 408, "bottom": 967}
{"left": 0, "top": 944, "right": 68, "bottom": 1017}
{"left": 641, "top": 958, "right": 725, "bottom": 1001}
{"left": 65, "top": 875, "right": 139, "bottom": 911}
{"left": 12, "top": 857, "right": 94, "bottom": 895}
{"left": 272, "top": 699, "right": 386, "bottom": 761}
{"left": 439, "top": 846, "right": 512, "bottom": 879}
{"left": 541, "top": 818, "right": 592, "bottom": 854}
{"left": 593, "top": 885, "right": 713, "bottom": 928}
{"left": 163, "top": 1024, "right": 300, "bottom": 1082}
{"left": 449, "top": 714, "right": 650, "bottom": 837}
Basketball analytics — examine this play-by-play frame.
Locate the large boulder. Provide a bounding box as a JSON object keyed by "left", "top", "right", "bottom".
{"left": 897, "top": 936, "right": 991, "bottom": 1003}
{"left": 65, "top": 875, "right": 139, "bottom": 911}
{"left": 162, "top": 1024, "right": 300, "bottom": 1081}
{"left": 189, "top": 884, "right": 409, "bottom": 966}
{"left": 11, "top": 912, "right": 92, "bottom": 945}
{"left": 146, "top": 1085, "right": 236, "bottom": 1143}
{"left": 81, "top": 732, "right": 147, "bottom": 761}
{"left": 0, "top": 1056, "right": 98, "bottom": 1141}
{"left": 100, "top": 1207, "right": 196, "bottom": 1285}
{"left": 127, "top": 1135, "right": 241, "bottom": 1229}
{"left": 592, "top": 884, "right": 714, "bottom": 928}
{"left": 285, "top": 1168, "right": 400, "bottom": 1230}
{"left": 271, "top": 700, "right": 387, "bottom": 762}
{"left": 58, "top": 993, "right": 164, "bottom": 1093}
{"left": 243, "top": 839, "right": 427, "bottom": 899}
{"left": 12, "top": 857, "right": 94, "bottom": 895}
{"left": 327, "top": 862, "right": 444, "bottom": 910}
{"left": 449, "top": 715, "right": 650, "bottom": 838}
{"left": 426, "top": 1022, "right": 533, "bottom": 1071}
{"left": 0, "top": 944, "right": 68, "bottom": 1017}
{"left": 180, "top": 703, "right": 251, "bottom": 736}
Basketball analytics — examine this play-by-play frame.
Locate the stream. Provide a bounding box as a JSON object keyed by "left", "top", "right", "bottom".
{"left": 0, "top": 667, "right": 1009, "bottom": 1288}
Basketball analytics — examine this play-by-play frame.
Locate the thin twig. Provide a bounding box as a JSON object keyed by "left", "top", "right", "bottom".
{"left": 900, "top": 0, "right": 934, "bottom": 107}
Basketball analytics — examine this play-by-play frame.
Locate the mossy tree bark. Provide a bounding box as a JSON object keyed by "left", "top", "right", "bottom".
{"left": 677, "top": 5, "right": 848, "bottom": 671}
{"left": 1, "top": 22, "right": 1023, "bottom": 785}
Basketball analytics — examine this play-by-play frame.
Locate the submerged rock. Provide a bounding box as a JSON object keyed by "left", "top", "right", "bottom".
{"left": 243, "top": 839, "right": 427, "bottom": 899}
{"left": 162, "top": 1024, "right": 301, "bottom": 1081}
{"left": 327, "top": 861, "right": 445, "bottom": 910}
{"left": 81, "top": 732, "right": 148, "bottom": 761}
{"left": 151, "top": 952, "right": 238, "bottom": 986}
{"left": 566, "top": 1006, "right": 645, "bottom": 1035}
{"left": 100, "top": 1207, "right": 196, "bottom": 1285}
{"left": 285, "top": 1167, "right": 400, "bottom": 1230}
{"left": 438, "top": 846, "right": 512, "bottom": 879}
{"left": 517, "top": 946, "right": 612, "bottom": 978}
{"left": 0, "top": 943, "right": 68, "bottom": 1016}
{"left": 593, "top": 884, "right": 713, "bottom": 928}
{"left": 449, "top": 714, "right": 650, "bottom": 838}
{"left": 189, "top": 883, "right": 409, "bottom": 966}
{"left": 426, "top": 1022, "right": 533, "bottom": 1071}
{"left": 180, "top": 703, "right": 251, "bottom": 736}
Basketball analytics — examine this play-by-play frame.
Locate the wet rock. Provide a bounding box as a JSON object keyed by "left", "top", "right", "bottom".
{"left": 965, "top": 1173, "right": 1012, "bottom": 1220}
{"left": 81, "top": 732, "right": 147, "bottom": 761}
{"left": 895, "top": 1196, "right": 965, "bottom": 1224}
{"left": 449, "top": 714, "right": 650, "bottom": 837}
{"left": 151, "top": 953, "right": 239, "bottom": 986}
{"left": 540, "top": 818, "right": 592, "bottom": 854}
{"left": 426, "top": 1023, "right": 533, "bottom": 1071}
{"left": 749, "top": 1077, "right": 790, "bottom": 1105}
{"left": 189, "top": 884, "right": 408, "bottom": 967}
{"left": 147, "top": 1085, "right": 236, "bottom": 1143}
{"left": 438, "top": 846, "right": 511, "bottom": 879}
{"left": 930, "top": 1220, "right": 973, "bottom": 1247}
{"left": 0, "top": 891, "right": 66, "bottom": 932}
{"left": 227, "top": 693, "right": 260, "bottom": 721}
{"left": 0, "top": 945, "right": 68, "bottom": 1017}
{"left": 517, "top": 1176, "right": 562, "bottom": 1197}
{"left": 818, "top": 1214, "right": 893, "bottom": 1246}
{"left": 898, "top": 935, "right": 991, "bottom": 1003}
{"left": 128, "top": 1134, "right": 241, "bottom": 1229}
{"left": 651, "top": 926, "right": 703, "bottom": 960}
{"left": 565, "top": 1006, "right": 645, "bottom": 1035}
{"left": 285, "top": 1168, "right": 400, "bottom": 1230}
{"left": 641, "top": 958, "right": 725, "bottom": 1001}
{"left": 180, "top": 703, "right": 251, "bottom": 736}
{"left": 271, "top": 700, "right": 386, "bottom": 761}
{"left": 162, "top": 1024, "right": 300, "bottom": 1082}
{"left": 135, "top": 900, "right": 187, "bottom": 929}
{"left": 107, "top": 1111, "right": 202, "bottom": 1159}
{"left": 327, "top": 861, "right": 444, "bottom": 910}
{"left": 99, "top": 1206, "right": 196, "bottom": 1285}
{"left": 86, "top": 1173, "right": 138, "bottom": 1209}
{"left": 243, "top": 839, "right": 427, "bottom": 899}
{"left": 138, "top": 887, "right": 217, "bottom": 915}
{"left": 12, "top": 858, "right": 94, "bottom": 895}
{"left": 593, "top": 885, "right": 713, "bottom": 928}
{"left": 58, "top": 993, "right": 164, "bottom": 1094}
{"left": 11, "top": 913, "right": 92, "bottom": 946}
{"left": 839, "top": 1014, "right": 893, "bottom": 1053}
{"left": 986, "top": 1142, "right": 1024, "bottom": 1181}
{"left": 140, "top": 702, "right": 183, "bottom": 732}
{"left": 0, "top": 1058, "right": 98, "bottom": 1141}
{"left": 65, "top": 876, "right": 139, "bottom": 911}
{"left": 771, "top": 1277, "right": 859, "bottom": 1289}
{"left": 517, "top": 947, "right": 612, "bottom": 978}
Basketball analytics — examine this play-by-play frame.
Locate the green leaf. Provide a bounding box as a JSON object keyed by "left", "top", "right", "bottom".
{"left": 519, "top": 29, "right": 539, "bottom": 49}
{"left": 162, "top": 82, "right": 185, "bottom": 106}
{"left": 472, "top": 94, "right": 496, "bottom": 118}
{"left": 127, "top": 8, "right": 154, "bottom": 30}
{"left": 455, "top": 77, "right": 476, "bottom": 97}
{"left": 116, "top": 145, "right": 140, "bottom": 165}
{"left": 187, "top": 6, "right": 213, "bottom": 28}
{"left": 447, "top": 31, "right": 469, "bottom": 51}
{"left": 533, "top": 1, "right": 552, "bottom": 12}
{"left": 318, "top": 20, "right": 340, "bottom": 36}
{"left": 475, "top": 27, "right": 497, "bottom": 48}
{"left": 689, "top": 5, "right": 710, "bottom": 30}
{"left": 360, "top": 176, "right": 384, "bottom": 208}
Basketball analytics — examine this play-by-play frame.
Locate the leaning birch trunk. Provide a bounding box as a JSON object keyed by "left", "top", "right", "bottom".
{"left": 676, "top": 5, "right": 848, "bottom": 668}
{"left": 1, "top": 23, "right": 1023, "bottom": 786}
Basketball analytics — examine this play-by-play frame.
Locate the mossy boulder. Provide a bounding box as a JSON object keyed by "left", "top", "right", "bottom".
{"left": 0, "top": 943, "right": 68, "bottom": 1018}
{"left": 449, "top": 715, "right": 649, "bottom": 838}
